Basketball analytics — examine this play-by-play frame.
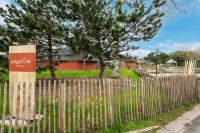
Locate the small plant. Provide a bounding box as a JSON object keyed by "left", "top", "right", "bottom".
{"left": 0, "top": 71, "right": 8, "bottom": 82}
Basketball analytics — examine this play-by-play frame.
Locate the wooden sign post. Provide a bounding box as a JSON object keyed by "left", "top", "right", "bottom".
{"left": 9, "top": 45, "right": 36, "bottom": 120}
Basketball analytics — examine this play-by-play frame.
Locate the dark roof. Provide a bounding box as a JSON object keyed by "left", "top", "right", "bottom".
{"left": 55, "top": 53, "right": 98, "bottom": 62}
{"left": 166, "top": 59, "right": 177, "bottom": 64}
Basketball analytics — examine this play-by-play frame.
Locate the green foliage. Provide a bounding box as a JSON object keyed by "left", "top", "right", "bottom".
{"left": 0, "top": 71, "right": 8, "bottom": 82}
{"left": 0, "top": 56, "right": 8, "bottom": 70}
{"left": 0, "top": 0, "right": 69, "bottom": 78}
{"left": 170, "top": 51, "right": 199, "bottom": 66}
{"left": 0, "top": 56, "right": 8, "bottom": 82}
{"left": 62, "top": 0, "right": 165, "bottom": 77}
{"left": 144, "top": 52, "right": 170, "bottom": 64}
{"left": 0, "top": 0, "right": 166, "bottom": 78}
{"left": 0, "top": 0, "right": 67, "bottom": 49}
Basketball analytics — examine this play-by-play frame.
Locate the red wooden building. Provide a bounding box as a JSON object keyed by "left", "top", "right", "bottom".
{"left": 38, "top": 54, "right": 97, "bottom": 70}
{"left": 55, "top": 61, "right": 97, "bottom": 70}
{"left": 125, "top": 61, "right": 139, "bottom": 68}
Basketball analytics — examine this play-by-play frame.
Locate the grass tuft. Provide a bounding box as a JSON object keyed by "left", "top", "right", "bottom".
{"left": 95, "top": 100, "right": 200, "bottom": 133}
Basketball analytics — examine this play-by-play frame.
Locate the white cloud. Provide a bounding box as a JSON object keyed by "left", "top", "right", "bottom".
{"left": 156, "top": 41, "right": 200, "bottom": 52}
{"left": 121, "top": 49, "right": 151, "bottom": 58}
{"left": 122, "top": 41, "right": 200, "bottom": 58}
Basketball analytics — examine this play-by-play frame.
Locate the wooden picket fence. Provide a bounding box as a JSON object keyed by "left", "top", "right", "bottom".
{"left": 0, "top": 76, "right": 198, "bottom": 133}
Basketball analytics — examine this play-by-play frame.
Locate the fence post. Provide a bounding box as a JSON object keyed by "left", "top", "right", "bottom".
{"left": 124, "top": 78, "right": 127, "bottom": 122}
{"left": 103, "top": 79, "right": 107, "bottom": 129}
{"left": 108, "top": 78, "right": 113, "bottom": 127}
{"left": 43, "top": 80, "right": 47, "bottom": 133}
{"left": 135, "top": 78, "right": 139, "bottom": 119}
{"left": 53, "top": 80, "right": 56, "bottom": 133}
{"left": 91, "top": 79, "right": 95, "bottom": 131}
{"left": 58, "top": 80, "right": 61, "bottom": 132}
{"left": 86, "top": 79, "right": 90, "bottom": 131}
{"left": 95, "top": 79, "right": 99, "bottom": 128}
{"left": 117, "top": 78, "right": 122, "bottom": 124}
{"left": 82, "top": 79, "right": 86, "bottom": 133}
{"left": 38, "top": 81, "right": 42, "bottom": 133}
{"left": 9, "top": 83, "right": 14, "bottom": 133}
{"left": 1, "top": 82, "right": 7, "bottom": 133}
{"left": 126, "top": 78, "right": 130, "bottom": 122}
{"left": 73, "top": 79, "right": 76, "bottom": 132}
{"left": 63, "top": 80, "right": 67, "bottom": 133}
{"left": 197, "top": 80, "right": 200, "bottom": 100}
{"left": 32, "top": 82, "right": 36, "bottom": 133}
{"left": 140, "top": 78, "right": 145, "bottom": 118}
{"left": 60, "top": 82, "right": 64, "bottom": 133}
{"left": 77, "top": 79, "right": 81, "bottom": 132}
{"left": 99, "top": 79, "right": 103, "bottom": 128}
{"left": 129, "top": 79, "right": 133, "bottom": 121}
{"left": 48, "top": 80, "right": 51, "bottom": 133}
{"left": 14, "top": 83, "right": 20, "bottom": 133}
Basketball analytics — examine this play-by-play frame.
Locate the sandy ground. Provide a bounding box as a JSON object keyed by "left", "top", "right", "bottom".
{"left": 149, "top": 73, "right": 200, "bottom": 78}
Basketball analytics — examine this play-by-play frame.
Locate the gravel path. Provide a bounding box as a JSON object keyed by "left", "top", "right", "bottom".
{"left": 184, "top": 116, "right": 200, "bottom": 133}
{"left": 157, "top": 105, "right": 200, "bottom": 133}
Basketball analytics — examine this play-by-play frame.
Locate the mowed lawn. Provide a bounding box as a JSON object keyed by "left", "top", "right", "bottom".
{"left": 37, "top": 69, "right": 139, "bottom": 79}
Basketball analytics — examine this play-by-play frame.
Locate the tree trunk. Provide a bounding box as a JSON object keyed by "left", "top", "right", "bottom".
{"left": 47, "top": 34, "right": 56, "bottom": 79}
{"left": 99, "top": 58, "right": 105, "bottom": 80}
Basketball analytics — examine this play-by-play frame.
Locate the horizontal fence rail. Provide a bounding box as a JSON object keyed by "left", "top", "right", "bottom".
{"left": 0, "top": 76, "right": 198, "bottom": 133}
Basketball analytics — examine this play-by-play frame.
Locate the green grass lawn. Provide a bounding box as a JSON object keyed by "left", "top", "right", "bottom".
{"left": 0, "top": 69, "right": 139, "bottom": 82}
{"left": 37, "top": 69, "right": 139, "bottom": 79}
{"left": 95, "top": 100, "right": 200, "bottom": 133}
{"left": 119, "top": 69, "right": 139, "bottom": 79}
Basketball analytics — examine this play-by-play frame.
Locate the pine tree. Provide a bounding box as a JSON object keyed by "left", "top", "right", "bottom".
{"left": 0, "top": 0, "right": 166, "bottom": 79}
{"left": 63, "top": 0, "right": 166, "bottom": 79}
{"left": 0, "top": 0, "right": 69, "bottom": 78}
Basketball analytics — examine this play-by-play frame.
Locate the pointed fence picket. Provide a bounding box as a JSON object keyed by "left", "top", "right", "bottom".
{"left": 0, "top": 76, "right": 199, "bottom": 132}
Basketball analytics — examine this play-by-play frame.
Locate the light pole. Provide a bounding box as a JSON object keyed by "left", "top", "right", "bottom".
{"left": 154, "top": 49, "right": 160, "bottom": 77}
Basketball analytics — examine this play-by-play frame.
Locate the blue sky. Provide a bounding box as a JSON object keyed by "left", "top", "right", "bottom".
{"left": 129, "top": 1, "right": 200, "bottom": 57}
{"left": 1, "top": 0, "right": 200, "bottom": 57}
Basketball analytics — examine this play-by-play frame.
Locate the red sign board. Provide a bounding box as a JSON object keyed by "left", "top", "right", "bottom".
{"left": 9, "top": 53, "right": 36, "bottom": 72}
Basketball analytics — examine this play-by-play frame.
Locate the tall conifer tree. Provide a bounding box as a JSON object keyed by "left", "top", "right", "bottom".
{"left": 0, "top": 0, "right": 69, "bottom": 78}
{"left": 63, "top": 0, "right": 166, "bottom": 78}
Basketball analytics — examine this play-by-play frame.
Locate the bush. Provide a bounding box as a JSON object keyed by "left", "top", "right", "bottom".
{"left": 0, "top": 71, "right": 8, "bottom": 82}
